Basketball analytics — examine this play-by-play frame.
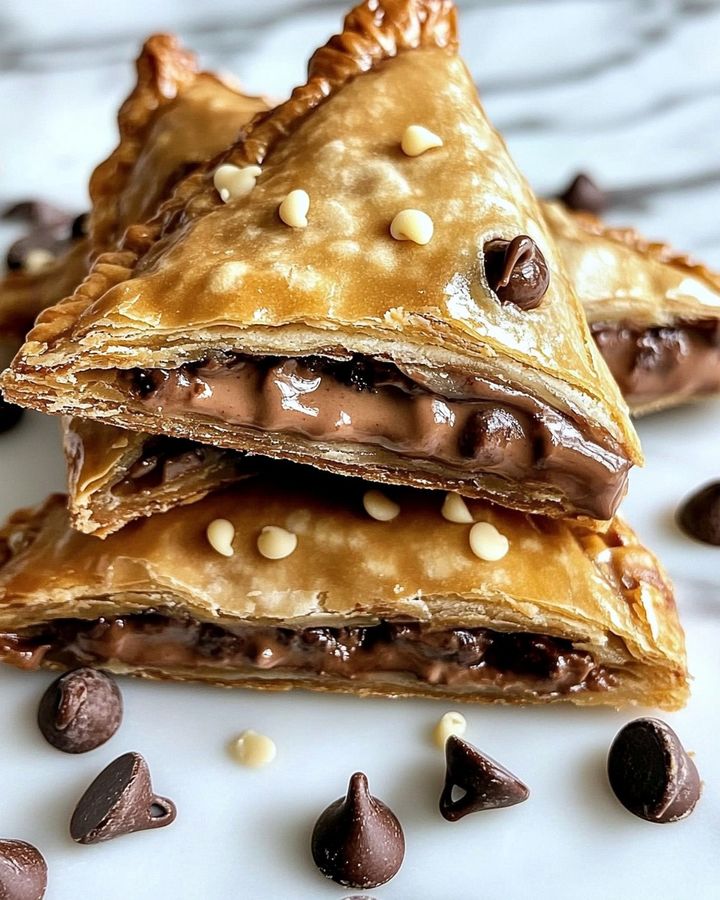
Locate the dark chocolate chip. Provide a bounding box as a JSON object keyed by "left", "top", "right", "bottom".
{"left": 459, "top": 406, "right": 528, "bottom": 463}
{"left": 0, "top": 392, "right": 24, "bottom": 434}
{"left": 70, "top": 212, "right": 89, "bottom": 240}
{"left": 607, "top": 718, "right": 701, "bottom": 823}
{"left": 2, "top": 200, "right": 71, "bottom": 229}
{"left": 676, "top": 481, "right": 720, "bottom": 546}
{"left": 557, "top": 173, "right": 607, "bottom": 215}
{"left": 70, "top": 751, "right": 176, "bottom": 844}
{"left": 0, "top": 839, "right": 47, "bottom": 900}
{"left": 440, "top": 735, "right": 529, "bottom": 821}
{"left": 311, "top": 772, "right": 404, "bottom": 889}
{"left": 37, "top": 667, "right": 122, "bottom": 754}
{"left": 483, "top": 236, "right": 549, "bottom": 310}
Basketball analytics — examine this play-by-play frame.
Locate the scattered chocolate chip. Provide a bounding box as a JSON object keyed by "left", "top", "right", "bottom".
{"left": 483, "top": 235, "right": 549, "bottom": 310}
{"left": 311, "top": 772, "right": 404, "bottom": 889}
{"left": 459, "top": 406, "right": 529, "bottom": 464}
{"left": 2, "top": 199, "right": 71, "bottom": 229}
{"left": 37, "top": 667, "right": 123, "bottom": 754}
{"left": 676, "top": 481, "right": 720, "bottom": 546}
{"left": 70, "top": 751, "right": 176, "bottom": 844}
{"left": 607, "top": 718, "right": 701, "bottom": 823}
{"left": 70, "top": 212, "right": 89, "bottom": 240}
{"left": 0, "top": 839, "right": 47, "bottom": 900}
{"left": 0, "top": 392, "right": 24, "bottom": 434}
{"left": 440, "top": 735, "right": 529, "bottom": 821}
{"left": 557, "top": 172, "right": 607, "bottom": 215}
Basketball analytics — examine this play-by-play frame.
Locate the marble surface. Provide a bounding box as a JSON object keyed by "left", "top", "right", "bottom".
{"left": 1, "top": 1, "right": 720, "bottom": 898}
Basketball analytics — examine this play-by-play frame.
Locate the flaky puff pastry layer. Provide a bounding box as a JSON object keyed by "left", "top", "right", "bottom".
{"left": 2, "top": 0, "right": 641, "bottom": 521}
{"left": 0, "top": 472, "right": 688, "bottom": 709}
{"left": 0, "top": 34, "right": 267, "bottom": 346}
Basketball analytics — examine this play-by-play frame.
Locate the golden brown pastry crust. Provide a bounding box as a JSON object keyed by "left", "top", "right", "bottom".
{"left": 543, "top": 200, "right": 720, "bottom": 327}
{"left": 2, "top": 0, "right": 641, "bottom": 523}
{"left": 0, "top": 476, "right": 688, "bottom": 709}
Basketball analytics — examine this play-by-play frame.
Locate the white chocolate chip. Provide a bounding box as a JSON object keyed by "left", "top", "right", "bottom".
{"left": 279, "top": 189, "right": 310, "bottom": 228}
{"left": 24, "top": 248, "right": 55, "bottom": 273}
{"left": 401, "top": 124, "right": 443, "bottom": 157}
{"left": 441, "top": 492, "right": 474, "bottom": 524}
{"left": 390, "top": 209, "right": 433, "bottom": 245}
{"left": 362, "top": 489, "right": 400, "bottom": 522}
{"left": 206, "top": 518, "right": 235, "bottom": 557}
{"left": 433, "top": 711, "right": 467, "bottom": 748}
{"left": 231, "top": 730, "right": 276, "bottom": 767}
{"left": 213, "top": 164, "right": 262, "bottom": 202}
{"left": 257, "top": 525, "right": 297, "bottom": 560}
{"left": 469, "top": 522, "right": 509, "bottom": 562}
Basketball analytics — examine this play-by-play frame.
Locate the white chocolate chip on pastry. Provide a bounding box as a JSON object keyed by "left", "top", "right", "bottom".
{"left": 206, "top": 518, "right": 235, "bottom": 557}
{"left": 231, "top": 730, "right": 277, "bottom": 767}
{"left": 257, "top": 525, "right": 298, "bottom": 559}
{"left": 390, "top": 209, "right": 433, "bottom": 245}
{"left": 363, "top": 489, "right": 400, "bottom": 522}
{"left": 401, "top": 124, "right": 443, "bottom": 156}
{"left": 441, "top": 492, "right": 473, "bottom": 524}
{"left": 279, "top": 189, "right": 310, "bottom": 228}
{"left": 433, "top": 711, "right": 467, "bottom": 748}
{"left": 213, "top": 164, "right": 262, "bottom": 202}
{"left": 469, "top": 522, "right": 509, "bottom": 562}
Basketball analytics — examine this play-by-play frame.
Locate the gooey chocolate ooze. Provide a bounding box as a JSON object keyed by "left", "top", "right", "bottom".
{"left": 122, "top": 353, "right": 630, "bottom": 519}
{"left": 591, "top": 320, "right": 720, "bottom": 409}
{"left": 0, "top": 614, "right": 614, "bottom": 697}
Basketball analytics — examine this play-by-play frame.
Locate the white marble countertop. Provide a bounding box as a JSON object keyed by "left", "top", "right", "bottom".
{"left": 1, "top": 2, "right": 720, "bottom": 899}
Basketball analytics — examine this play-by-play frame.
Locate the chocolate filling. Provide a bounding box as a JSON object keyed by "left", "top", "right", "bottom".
{"left": 121, "top": 353, "right": 629, "bottom": 519}
{"left": 0, "top": 614, "right": 613, "bottom": 696}
{"left": 112, "top": 436, "right": 216, "bottom": 497}
{"left": 591, "top": 320, "right": 720, "bottom": 409}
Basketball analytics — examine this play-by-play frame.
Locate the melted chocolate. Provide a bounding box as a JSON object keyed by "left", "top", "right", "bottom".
{"left": 122, "top": 353, "right": 630, "bottom": 519}
{"left": 591, "top": 320, "right": 720, "bottom": 409}
{"left": 0, "top": 615, "right": 614, "bottom": 697}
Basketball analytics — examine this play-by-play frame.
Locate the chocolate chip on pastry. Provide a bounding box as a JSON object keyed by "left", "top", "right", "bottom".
{"left": 1, "top": 0, "right": 642, "bottom": 525}
{"left": 311, "top": 772, "right": 404, "bottom": 889}
{"left": 557, "top": 173, "right": 606, "bottom": 215}
{"left": 70, "top": 751, "right": 176, "bottom": 844}
{"left": 0, "top": 472, "right": 689, "bottom": 709}
{"left": 607, "top": 718, "right": 701, "bottom": 823}
{"left": 439, "top": 735, "right": 529, "bottom": 821}
{"left": 676, "top": 481, "right": 720, "bottom": 546}
{"left": 0, "top": 839, "right": 47, "bottom": 900}
{"left": 37, "top": 667, "right": 122, "bottom": 753}
{"left": 483, "top": 235, "right": 550, "bottom": 310}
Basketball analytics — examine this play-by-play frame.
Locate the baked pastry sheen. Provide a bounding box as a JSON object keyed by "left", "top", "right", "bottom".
{"left": 2, "top": 0, "right": 641, "bottom": 523}
{"left": 0, "top": 473, "right": 687, "bottom": 709}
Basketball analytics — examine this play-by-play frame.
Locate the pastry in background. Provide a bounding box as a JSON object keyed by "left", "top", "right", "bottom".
{"left": 0, "top": 470, "right": 688, "bottom": 709}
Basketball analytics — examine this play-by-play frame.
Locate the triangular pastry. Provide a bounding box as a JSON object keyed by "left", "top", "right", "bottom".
{"left": 0, "top": 34, "right": 267, "bottom": 349}
{"left": 0, "top": 472, "right": 688, "bottom": 709}
{"left": 2, "top": 0, "right": 641, "bottom": 522}
{"left": 543, "top": 200, "right": 720, "bottom": 415}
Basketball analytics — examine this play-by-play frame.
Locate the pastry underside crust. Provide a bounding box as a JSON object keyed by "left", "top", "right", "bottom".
{"left": 1, "top": 0, "right": 641, "bottom": 523}
{"left": 0, "top": 473, "right": 688, "bottom": 709}
{"left": 543, "top": 201, "right": 720, "bottom": 415}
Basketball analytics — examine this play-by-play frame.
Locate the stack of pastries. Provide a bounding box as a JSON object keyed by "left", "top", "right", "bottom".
{"left": 4, "top": 0, "right": 716, "bottom": 710}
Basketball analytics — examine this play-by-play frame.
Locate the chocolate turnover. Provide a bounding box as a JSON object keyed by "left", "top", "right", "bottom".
{"left": 440, "top": 735, "right": 529, "bottom": 821}
{"left": 37, "top": 667, "right": 123, "bottom": 753}
{"left": 122, "top": 352, "right": 630, "bottom": 520}
{"left": 2, "top": 199, "right": 84, "bottom": 273}
{"left": 0, "top": 839, "right": 47, "bottom": 900}
{"left": 483, "top": 235, "right": 550, "bottom": 310}
{"left": 311, "top": 772, "right": 404, "bottom": 889}
{"left": 676, "top": 481, "right": 720, "bottom": 546}
{"left": 591, "top": 320, "right": 720, "bottom": 410}
{"left": 607, "top": 718, "right": 701, "bottom": 823}
{"left": 557, "top": 173, "right": 606, "bottom": 215}
{"left": 0, "top": 615, "right": 616, "bottom": 698}
{"left": 70, "top": 751, "right": 176, "bottom": 844}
